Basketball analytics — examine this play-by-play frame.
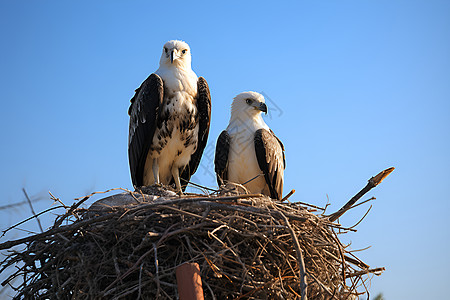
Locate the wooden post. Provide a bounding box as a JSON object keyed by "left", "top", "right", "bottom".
{"left": 176, "top": 262, "right": 204, "bottom": 300}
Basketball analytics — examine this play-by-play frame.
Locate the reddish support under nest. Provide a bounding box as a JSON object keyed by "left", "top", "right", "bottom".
{"left": 176, "top": 262, "right": 204, "bottom": 300}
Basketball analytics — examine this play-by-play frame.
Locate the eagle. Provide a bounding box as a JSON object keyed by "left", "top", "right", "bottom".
{"left": 214, "top": 91, "right": 285, "bottom": 200}
{"left": 128, "top": 40, "right": 211, "bottom": 192}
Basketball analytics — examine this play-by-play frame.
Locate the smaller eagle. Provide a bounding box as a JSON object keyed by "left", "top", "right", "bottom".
{"left": 128, "top": 40, "right": 211, "bottom": 192}
{"left": 214, "top": 92, "right": 286, "bottom": 199}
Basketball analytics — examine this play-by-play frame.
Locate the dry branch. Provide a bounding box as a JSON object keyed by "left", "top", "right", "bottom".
{"left": 328, "top": 167, "right": 394, "bottom": 222}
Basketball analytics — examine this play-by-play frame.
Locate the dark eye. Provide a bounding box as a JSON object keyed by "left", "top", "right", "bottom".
{"left": 182, "top": 49, "right": 187, "bottom": 54}
{"left": 246, "top": 99, "right": 252, "bottom": 105}
{"left": 164, "top": 47, "right": 168, "bottom": 53}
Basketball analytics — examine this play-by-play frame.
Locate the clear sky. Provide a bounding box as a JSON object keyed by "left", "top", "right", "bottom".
{"left": 0, "top": 1, "right": 449, "bottom": 299}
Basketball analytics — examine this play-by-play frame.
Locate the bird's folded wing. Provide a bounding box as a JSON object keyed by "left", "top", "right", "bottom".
{"left": 214, "top": 130, "right": 231, "bottom": 186}
{"left": 254, "top": 129, "right": 285, "bottom": 200}
{"left": 128, "top": 73, "right": 164, "bottom": 187}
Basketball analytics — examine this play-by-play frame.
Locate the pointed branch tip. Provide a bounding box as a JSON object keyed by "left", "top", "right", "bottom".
{"left": 370, "top": 167, "right": 395, "bottom": 187}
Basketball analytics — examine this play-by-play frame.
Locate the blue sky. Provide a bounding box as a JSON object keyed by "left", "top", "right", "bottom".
{"left": 0, "top": 1, "right": 449, "bottom": 298}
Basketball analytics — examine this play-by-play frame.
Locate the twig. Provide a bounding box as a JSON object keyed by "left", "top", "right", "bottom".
{"left": 346, "top": 267, "right": 385, "bottom": 278}
{"left": 242, "top": 173, "right": 264, "bottom": 186}
{"left": 203, "top": 280, "right": 216, "bottom": 300}
{"left": 180, "top": 178, "right": 219, "bottom": 193}
{"left": 153, "top": 243, "right": 161, "bottom": 299}
{"left": 53, "top": 188, "right": 118, "bottom": 228}
{"left": 322, "top": 194, "right": 331, "bottom": 215}
{"left": 330, "top": 229, "right": 346, "bottom": 284}
{"left": 1, "top": 205, "right": 65, "bottom": 238}
{"left": 233, "top": 276, "right": 296, "bottom": 300}
{"left": 281, "top": 189, "right": 295, "bottom": 202}
{"left": 344, "top": 254, "right": 370, "bottom": 269}
{"left": 275, "top": 210, "right": 308, "bottom": 300}
{"left": 48, "top": 191, "right": 68, "bottom": 208}
{"left": 73, "top": 187, "right": 130, "bottom": 200}
{"left": 194, "top": 201, "right": 307, "bottom": 223}
{"left": 348, "top": 245, "right": 372, "bottom": 253}
{"left": 307, "top": 272, "right": 338, "bottom": 299}
{"left": 0, "top": 214, "right": 114, "bottom": 250}
{"left": 295, "top": 201, "right": 326, "bottom": 211}
{"left": 349, "top": 205, "right": 372, "bottom": 229}
{"left": 0, "top": 196, "right": 45, "bottom": 211}
{"left": 347, "top": 197, "right": 376, "bottom": 210}
{"left": 328, "top": 167, "right": 394, "bottom": 222}
{"left": 22, "top": 189, "right": 43, "bottom": 233}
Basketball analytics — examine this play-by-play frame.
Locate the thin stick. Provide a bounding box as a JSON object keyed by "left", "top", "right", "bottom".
{"left": 53, "top": 188, "right": 115, "bottom": 228}
{"left": 275, "top": 210, "right": 308, "bottom": 300}
{"left": 154, "top": 243, "right": 161, "bottom": 299}
{"left": 348, "top": 245, "right": 372, "bottom": 253}
{"left": 308, "top": 272, "right": 338, "bottom": 299}
{"left": 328, "top": 167, "right": 394, "bottom": 222}
{"left": 330, "top": 229, "right": 346, "bottom": 284}
{"left": 1, "top": 205, "right": 64, "bottom": 238}
{"left": 294, "top": 201, "right": 326, "bottom": 211}
{"left": 349, "top": 205, "right": 372, "bottom": 229}
{"left": 346, "top": 267, "right": 385, "bottom": 278}
{"left": 124, "top": 194, "right": 265, "bottom": 215}
{"left": 344, "top": 254, "right": 370, "bottom": 269}
{"left": 0, "top": 214, "right": 114, "bottom": 250}
{"left": 23, "top": 189, "right": 43, "bottom": 233}
{"left": 0, "top": 196, "right": 45, "bottom": 211}
{"left": 194, "top": 201, "right": 307, "bottom": 223}
{"left": 348, "top": 197, "right": 376, "bottom": 210}
{"left": 242, "top": 173, "right": 264, "bottom": 186}
{"left": 73, "top": 187, "right": 130, "bottom": 200}
{"left": 48, "top": 191, "right": 68, "bottom": 208}
{"left": 180, "top": 178, "right": 219, "bottom": 193}
{"left": 281, "top": 189, "right": 295, "bottom": 202}
{"left": 234, "top": 276, "right": 296, "bottom": 300}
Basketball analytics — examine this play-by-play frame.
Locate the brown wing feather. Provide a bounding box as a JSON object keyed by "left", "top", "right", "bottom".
{"left": 254, "top": 129, "right": 285, "bottom": 200}
{"left": 214, "top": 130, "right": 231, "bottom": 187}
{"left": 128, "top": 74, "right": 164, "bottom": 187}
{"left": 270, "top": 128, "right": 286, "bottom": 169}
{"left": 178, "top": 77, "right": 211, "bottom": 191}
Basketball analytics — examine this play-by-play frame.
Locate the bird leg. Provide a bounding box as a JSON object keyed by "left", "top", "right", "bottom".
{"left": 152, "top": 158, "right": 160, "bottom": 184}
{"left": 171, "top": 166, "right": 183, "bottom": 195}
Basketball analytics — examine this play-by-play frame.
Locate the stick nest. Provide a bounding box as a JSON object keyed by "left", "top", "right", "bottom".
{"left": 0, "top": 187, "right": 383, "bottom": 299}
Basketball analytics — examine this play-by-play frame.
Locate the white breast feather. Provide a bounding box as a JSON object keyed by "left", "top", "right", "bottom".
{"left": 141, "top": 66, "right": 200, "bottom": 185}
{"left": 226, "top": 117, "right": 270, "bottom": 195}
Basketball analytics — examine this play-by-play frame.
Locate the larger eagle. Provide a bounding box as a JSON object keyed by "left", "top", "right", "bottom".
{"left": 215, "top": 92, "right": 285, "bottom": 199}
{"left": 128, "top": 40, "right": 211, "bottom": 192}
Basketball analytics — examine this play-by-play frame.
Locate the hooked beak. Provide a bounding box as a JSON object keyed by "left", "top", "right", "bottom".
{"left": 170, "top": 49, "right": 180, "bottom": 64}
{"left": 258, "top": 102, "right": 268, "bottom": 114}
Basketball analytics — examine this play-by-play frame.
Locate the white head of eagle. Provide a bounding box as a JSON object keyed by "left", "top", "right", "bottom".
{"left": 128, "top": 40, "right": 211, "bottom": 193}
{"left": 229, "top": 91, "right": 268, "bottom": 131}
{"left": 159, "top": 40, "right": 192, "bottom": 69}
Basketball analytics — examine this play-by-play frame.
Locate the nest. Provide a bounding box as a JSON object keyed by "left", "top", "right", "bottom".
{"left": 0, "top": 184, "right": 387, "bottom": 299}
